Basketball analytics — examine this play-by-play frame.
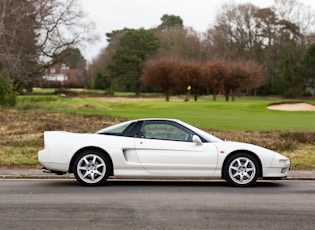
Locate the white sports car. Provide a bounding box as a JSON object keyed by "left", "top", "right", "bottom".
{"left": 38, "top": 118, "right": 290, "bottom": 187}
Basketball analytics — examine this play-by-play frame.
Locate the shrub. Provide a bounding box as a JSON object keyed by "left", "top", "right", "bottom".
{"left": 0, "top": 74, "right": 16, "bottom": 106}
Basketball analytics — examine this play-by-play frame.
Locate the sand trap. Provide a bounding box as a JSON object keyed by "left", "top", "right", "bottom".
{"left": 267, "top": 103, "right": 315, "bottom": 111}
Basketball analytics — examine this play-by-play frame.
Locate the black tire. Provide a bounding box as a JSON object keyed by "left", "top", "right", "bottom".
{"left": 73, "top": 150, "right": 111, "bottom": 186}
{"left": 224, "top": 153, "right": 260, "bottom": 187}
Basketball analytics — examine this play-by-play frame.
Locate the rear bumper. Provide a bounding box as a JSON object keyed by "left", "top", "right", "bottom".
{"left": 38, "top": 149, "right": 49, "bottom": 165}
{"left": 38, "top": 149, "right": 68, "bottom": 173}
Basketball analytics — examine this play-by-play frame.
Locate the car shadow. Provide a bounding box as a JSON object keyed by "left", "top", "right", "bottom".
{"left": 47, "top": 178, "right": 287, "bottom": 188}
{"left": 106, "top": 179, "right": 286, "bottom": 187}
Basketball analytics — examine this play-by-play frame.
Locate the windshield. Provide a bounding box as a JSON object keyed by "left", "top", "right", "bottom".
{"left": 95, "top": 120, "right": 134, "bottom": 134}
{"left": 176, "top": 120, "right": 223, "bottom": 143}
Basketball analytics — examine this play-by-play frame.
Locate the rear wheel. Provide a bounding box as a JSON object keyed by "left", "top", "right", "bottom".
{"left": 224, "top": 153, "right": 260, "bottom": 187}
{"left": 73, "top": 150, "right": 111, "bottom": 186}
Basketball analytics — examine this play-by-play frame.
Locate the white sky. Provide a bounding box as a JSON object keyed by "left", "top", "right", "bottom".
{"left": 79, "top": 0, "right": 315, "bottom": 62}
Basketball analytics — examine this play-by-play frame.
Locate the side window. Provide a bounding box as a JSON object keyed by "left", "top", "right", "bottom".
{"left": 143, "top": 121, "right": 192, "bottom": 141}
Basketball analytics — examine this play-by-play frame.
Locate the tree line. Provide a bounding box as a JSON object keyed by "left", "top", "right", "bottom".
{"left": 143, "top": 57, "right": 262, "bottom": 101}
{"left": 89, "top": 0, "right": 315, "bottom": 99}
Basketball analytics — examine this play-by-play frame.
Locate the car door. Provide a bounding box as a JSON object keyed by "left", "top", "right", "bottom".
{"left": 134, "top": 120, "right": 218, "bottom": 176}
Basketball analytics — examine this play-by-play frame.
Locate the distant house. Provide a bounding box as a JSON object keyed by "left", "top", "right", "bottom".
{"left": 43, "top": 64, "right": 68, "bottom": 82}
{"left": 305, "top": 78, "right": 315, "bottom": 96}
{"left": 41, "top": 64, "right": 85, "bottom": 88}
{"left": 306, "top": 86, "right": 315, "bottom": 96}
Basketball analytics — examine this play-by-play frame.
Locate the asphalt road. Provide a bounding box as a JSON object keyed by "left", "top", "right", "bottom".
{"left": 0, "top": 179, "right": 314, "bottom": 230}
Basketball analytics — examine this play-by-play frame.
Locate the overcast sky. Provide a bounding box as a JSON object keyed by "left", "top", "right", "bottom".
{"left": 79, "top": 0, "right": 315, "bottom": 62}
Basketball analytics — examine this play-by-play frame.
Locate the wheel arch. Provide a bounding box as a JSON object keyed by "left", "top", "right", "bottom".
{"left": 221, "top": 150, "right": 262, "bottom": 179}
{"left": 69, "top": 146, "right": 114, "bottom": 176}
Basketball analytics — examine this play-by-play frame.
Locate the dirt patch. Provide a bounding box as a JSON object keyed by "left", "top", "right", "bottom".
{"left": 267, "top": 102, "right": 315, "bottom": 111}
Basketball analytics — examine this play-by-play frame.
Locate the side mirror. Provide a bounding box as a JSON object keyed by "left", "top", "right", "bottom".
{"left": 192, "top": 135, "right": 202, "bottom": 145}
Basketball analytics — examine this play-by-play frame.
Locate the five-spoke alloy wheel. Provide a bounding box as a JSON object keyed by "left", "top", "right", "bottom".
{"left": 73, "top": 150, "right": 111, "bottom": 186}
{"left": 224, "top": 153, "right": 260, "bottom": 187}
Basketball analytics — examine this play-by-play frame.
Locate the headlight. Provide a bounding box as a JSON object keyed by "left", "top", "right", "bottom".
{"left": 279, "top": 158, "right": 290, "bottom": 164}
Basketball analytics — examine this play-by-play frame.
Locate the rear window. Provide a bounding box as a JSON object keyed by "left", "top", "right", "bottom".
{"left": 96, "top": 121, "right": 134, "bottom": 134}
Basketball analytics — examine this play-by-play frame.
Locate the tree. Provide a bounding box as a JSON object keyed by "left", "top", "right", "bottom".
{"left": 203, "top": 3, "right": 261, "bottom": 61}
{"left": 93, "top": 72, "right": 110, "bottom": 90}
{"left": 273, "top": 0, "right": 315, "bottom": 42}
{"left": 107, "top": 28, "right": 160, "bottom": 95}
{"left": 202, "top": 61, "right": 227, "bottom": 101}
{"left": 0, "top": 0, "right": 39, "bottom": 92}
{"left": 242, "top": 61, "right": 264, "bottom": 96}
{"left": 59, "top": 48, "right": 86, "bottom": 69}
{"left": 36, "top": 0, "right": 96, "bottom": 64}
{"left": 204, "top": 1, "right": 308, "bottom": 96}
{"left": 223, "top": 62, "right": 251, "bottom": 101}
{"left": 0, "top": 73, "right": 16, "bottom": 106}
{"left": 155, "top": 14, "right": 204, "bottom": 62}
{"left": 173, "top": 61, "right": 202, "bottom": 101}
{"left": 0, "top": 0, "right": 96, "bottom": 92}
{"left": 298, "top": 43, "right": 315, "bottom": 97}
{"left": 142, "top": 56, "right": 180, "bottom": 101}
{"left": 159, "top": 14, "right": 183, "bottom": 28}
{"left": 156, "top": 26, "right": 204, "bottom": 62}
{"left": 88, "top": 29, "right": 127, "bottom": 90}
{"left": 254, "top": 7, "right": 302, "bottom": 94}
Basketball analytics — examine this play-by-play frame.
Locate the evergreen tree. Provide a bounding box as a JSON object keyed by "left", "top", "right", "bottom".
{"left": 107, "top": 28, "right": 160, "bottom": 95}
{"left": 0, "top": 73, "right": 16, "bottom": 106}
{"left": 298, "top": 43, "right": 315, "bottom": 97}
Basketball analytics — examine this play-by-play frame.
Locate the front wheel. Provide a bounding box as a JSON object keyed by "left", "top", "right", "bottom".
{"left": 73, "top": 150, "right": 111, "bottom": 186}
{"left": 224, "top": 153, "right": 260, "bottom": 187}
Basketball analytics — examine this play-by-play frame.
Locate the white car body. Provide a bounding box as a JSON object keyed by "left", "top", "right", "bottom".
{"left": 38, "top": 118, "right": 290, "bottom": 186}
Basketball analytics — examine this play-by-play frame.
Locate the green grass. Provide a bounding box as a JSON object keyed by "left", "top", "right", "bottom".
{"left": 32, "top": 87, "right": 56, "bottom": 94}
{"left": 16, "top": 95, "right": 315, "bottom": 131}
{"left": 32, "top": 87, "right": 106, "bottom": 94}
{"left": 32, "top": 88, "right": 160, "bottom": 97}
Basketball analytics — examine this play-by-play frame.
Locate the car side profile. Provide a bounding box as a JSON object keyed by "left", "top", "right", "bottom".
{"left": 38, "top": 118, "right": 290, "bottom": 187}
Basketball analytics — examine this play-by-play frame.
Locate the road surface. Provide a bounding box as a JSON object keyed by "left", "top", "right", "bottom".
{"left": 0, "top": 179, "right": 314, "bottom": 230}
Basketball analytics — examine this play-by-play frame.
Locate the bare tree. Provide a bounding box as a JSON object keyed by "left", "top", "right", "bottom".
{"left": 202, "top": 61, "right": 227, "bottom": 101}
{"left": 36, "top": 0, "right": 96, "bottom": 65}
{"left": 204, "top": 1, "right": 309, "bottom": 96}
{"left": 173, "top": 61, "right": 202, "bottom": 101}
{"left": 203, "top": 3, "right": 261, "bottom": 61}
{"left": 242, "top": 61, "right": 264, "bottom": 96}
{"left": 0, "top": 0, "right": 96, "bottom": 92}
{"left": 88, "top": 29, "right": 127, "bottom": 90}
{"left": 223, "top": 61, "right": 261, "bottom": 101}
{"left": 273, "top": 0, "right": 315, "bottom": 39}
{"left": 222, "top": 65, "right": 241, "bottom": 101}
{"left": 0, "top": 0, "right": 39, "bottom": 91}
{"left": 155, "top": 26, "right": 204, "bottom": 62}
{"left": 142, "top": 56, "right": 180, "bottom": 101}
